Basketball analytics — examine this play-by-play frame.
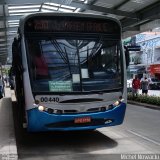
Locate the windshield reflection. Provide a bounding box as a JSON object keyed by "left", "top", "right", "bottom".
{"left": 27, "top": 36, "right": 122, "bottom": 92}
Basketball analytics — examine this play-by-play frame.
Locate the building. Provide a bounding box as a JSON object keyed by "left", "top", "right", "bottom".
{"left": 136, "top": 32, "right": 160, "bottom": 79}
{"left": 124, "top": 32, "right": 160, "bottom": 80}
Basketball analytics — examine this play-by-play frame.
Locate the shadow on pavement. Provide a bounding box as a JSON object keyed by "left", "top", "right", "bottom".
{"left": 12, "top": 101, "right": 118, "bottom": 160}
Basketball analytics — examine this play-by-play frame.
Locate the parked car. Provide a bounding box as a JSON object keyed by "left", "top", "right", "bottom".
{"left": 149, "top": 78, "right": 160, "bottom": 90}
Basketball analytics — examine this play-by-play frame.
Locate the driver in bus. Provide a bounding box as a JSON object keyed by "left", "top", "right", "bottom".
{"left": 35, "top": 52, "right": 49, "bottom": 79}
{"left": 29, "top": 41, "right": 49, "bottom": 79}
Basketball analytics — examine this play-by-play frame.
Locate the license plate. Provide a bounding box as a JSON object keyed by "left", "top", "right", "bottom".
{"left": 74, "top": 117, "right": 91, "bottom": 124}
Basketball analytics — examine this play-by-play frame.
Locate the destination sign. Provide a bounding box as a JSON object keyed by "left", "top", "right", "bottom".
{"left": 24, "top": 16, "right": 120, "bottom": 34}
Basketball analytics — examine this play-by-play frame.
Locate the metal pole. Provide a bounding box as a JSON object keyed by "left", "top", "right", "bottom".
{"left": 0, "top": 63, "right": 3, "bottom": 82}
{"left": 0, "top": 63, "right": 3, "bottom": 96}
{"left": 0, "top": 63, "right": 5, "bottom": 97}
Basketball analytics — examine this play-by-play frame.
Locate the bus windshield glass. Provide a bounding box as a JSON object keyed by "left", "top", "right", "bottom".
{"left": 26, "top": 35, "right": 123, "bottom": 93}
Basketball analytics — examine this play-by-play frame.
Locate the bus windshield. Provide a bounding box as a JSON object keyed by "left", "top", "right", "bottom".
{"left": 26, "top": 35, "right": 123, "bottom": 93}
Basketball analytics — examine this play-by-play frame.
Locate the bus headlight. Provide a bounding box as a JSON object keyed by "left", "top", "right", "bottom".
{"left": 101, "top": 105, "right": 114, "bottom": 111}
{"left": 113, "top": 97, "right": 124, "bottom": 107}
{"left": 35, "top": 100, "right": 40, "bottom": 104}
{"left": 119, "top": 96, "right": 124, "bottom": 102}
{"left": 113, "top": 101, "right": 120, "bottom": 106}
{"left": 37, "top": 105, "right": 54, "bottom": 113}
{"left": 38, "top": 105, "right": 45, "bottom": 111}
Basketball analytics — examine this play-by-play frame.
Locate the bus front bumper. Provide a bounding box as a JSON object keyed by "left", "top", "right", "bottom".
{"left": 27, "top": 103, "right": 126, "bottom": 132}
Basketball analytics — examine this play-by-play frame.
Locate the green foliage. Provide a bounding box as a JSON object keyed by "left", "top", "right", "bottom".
{"left": 0, "top": 67, "right": 10, "bottom": 76}
{"left": 128, "top": 93, "right": 160, "bottom": 106}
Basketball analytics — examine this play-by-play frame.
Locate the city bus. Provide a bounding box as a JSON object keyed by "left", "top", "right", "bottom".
{"left": 12, "top": 12, "right": 129, "bottom": 132}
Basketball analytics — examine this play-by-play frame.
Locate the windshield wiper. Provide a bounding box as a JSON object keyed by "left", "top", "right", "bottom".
{"left": 64, "top": 46, "right": 72, "bottom": 77}
{"left": 76, "top": 40, "right": 83, "bottom": 91}
{"left": 51, "top": 40, "right": 68, "bottom": 64}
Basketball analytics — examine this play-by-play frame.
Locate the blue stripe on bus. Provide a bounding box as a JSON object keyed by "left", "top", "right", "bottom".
{"left": 27, "top": 103, "right": 126, "bottom": 132}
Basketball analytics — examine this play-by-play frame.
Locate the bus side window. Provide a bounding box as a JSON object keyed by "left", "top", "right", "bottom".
{"left": 12, "top": 38, "right": 23, "bottom": 74}
{"left": 124, "top": 46, "right": 130, "bottom": 68}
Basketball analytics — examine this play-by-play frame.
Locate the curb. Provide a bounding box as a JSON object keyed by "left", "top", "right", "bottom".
{"left": 128, "top": 100, "right": 160, "bottom": 111}
{"left": 0, "top": 97, "right": 18, "bottom": 160}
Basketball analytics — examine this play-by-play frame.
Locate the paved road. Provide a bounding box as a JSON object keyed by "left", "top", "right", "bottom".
{"left": 12, "top": 103, "right": 160, "bottom": 160}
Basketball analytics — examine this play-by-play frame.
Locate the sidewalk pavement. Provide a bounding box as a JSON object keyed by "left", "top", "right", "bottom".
{"left": 0, "top": 87, "right": 18, "bottom": 160}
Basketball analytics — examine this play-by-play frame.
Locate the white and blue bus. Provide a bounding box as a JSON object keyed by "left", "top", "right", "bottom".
{"left": 12, "top": 12, "right": 129, "bottom": 132}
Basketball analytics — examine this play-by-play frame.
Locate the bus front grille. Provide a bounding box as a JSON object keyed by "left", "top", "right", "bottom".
{"left": 45, "top": 118, "right": 113, "bottom": 128}
{"left": 44, "top": 107, "right": 109, "bottom": 114}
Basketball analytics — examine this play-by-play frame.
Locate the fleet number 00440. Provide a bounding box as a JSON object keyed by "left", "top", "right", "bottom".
{"left": 40, "top": 97, "right": 59, "bottom": 102}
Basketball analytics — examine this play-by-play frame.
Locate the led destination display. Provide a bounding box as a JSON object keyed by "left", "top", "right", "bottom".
{"left": 25, "top": 16, "right": 120, "bottom": 34}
